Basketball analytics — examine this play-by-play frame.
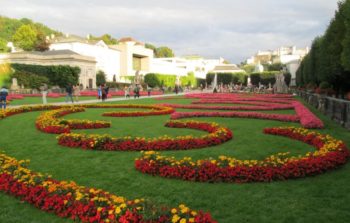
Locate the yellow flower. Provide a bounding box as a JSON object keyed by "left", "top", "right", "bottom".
{"left": 172, "top": 214, "right": 180, "bottom": 223}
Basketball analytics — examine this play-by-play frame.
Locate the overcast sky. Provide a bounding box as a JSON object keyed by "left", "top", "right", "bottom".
{"left": 0, "top": 0, "right": 340, "bottom": 63}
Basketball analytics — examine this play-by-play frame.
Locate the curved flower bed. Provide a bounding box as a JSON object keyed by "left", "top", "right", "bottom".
{"left": 57, "top": 120, "right": 232, "bottom": 151}
{"left": 100, "top": 104, "right": 175, "bottom": 117}
{"left": 35, "top": 107, "right": 111, "bottom": 134}
{"left": 161, "top": 103, "right": 294, "bottom": 111}
{"left": 170, "top": 111, "right": 300, "bottom": 123}
{"left": 0, "top": 152, "right": 216, "bottom": 223}
{"left": 135, "top": 127, "right": 350, "bottom": 183}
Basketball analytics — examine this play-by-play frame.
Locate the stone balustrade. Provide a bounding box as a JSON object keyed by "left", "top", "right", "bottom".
{"left": 297, "top": 91, "right": 350, "bottom": 130}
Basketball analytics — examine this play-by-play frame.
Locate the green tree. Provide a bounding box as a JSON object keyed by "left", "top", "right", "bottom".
{"left": 96, "top": 70, "right": 106, "bottom": 86}
{"left": 12, "top": 24, "right": 37, "bottom": 51}
{"left": 0, "top": 38, "right": 9, "bottom": 52}
{"left": 155, "top": 46, "right": 174, "bottom": 58}
{"left": 341, "top": 0, "right": 350, "bottom": 72}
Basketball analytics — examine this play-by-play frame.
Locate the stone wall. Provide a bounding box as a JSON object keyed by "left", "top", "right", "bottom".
{"left": 297, "top": 91, "right": 350, "bottom": 130}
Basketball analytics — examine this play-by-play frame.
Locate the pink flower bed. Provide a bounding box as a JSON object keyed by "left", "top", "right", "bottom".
{"left": 161, "top": 103, "right": 294, "bottom": 111}
{"left": 292, "top": 101, "right": 324, "bottom": 128}
{"left": 170, "top": 111, "right": 300, "bottom": 123}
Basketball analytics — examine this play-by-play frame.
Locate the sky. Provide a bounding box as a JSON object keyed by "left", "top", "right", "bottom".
{"left": 0, "top": 0, "right": 340, "bottom": 63}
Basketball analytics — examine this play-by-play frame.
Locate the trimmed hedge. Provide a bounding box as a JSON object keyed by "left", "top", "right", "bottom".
{"left": 11, "top": 63, "right": 80, "bottom": 87}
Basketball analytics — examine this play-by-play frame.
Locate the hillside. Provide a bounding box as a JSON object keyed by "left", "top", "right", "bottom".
{"left": 0, "top": 16, "right": 60, "bottom": 52}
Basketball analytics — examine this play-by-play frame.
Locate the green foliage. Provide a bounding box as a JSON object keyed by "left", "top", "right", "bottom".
{"left": 96, "top": 70, "right": 106, "bottom": 86}
{"left": 12, "top": 71, "right": 49, "bottom": 90}
{"left": 12, "top": 24, "right": 37, "bottom": 51}
{"left": 240, "top": 64, "right": 255, "bottom": 74}
{"left": 284, "top": 73, "right": 291, "bottom": 86}
{"left": 91, "top": 34, "right": 118, "bottom": 45}
{"left": 319, "top": 81, "right": 331, "bottom": 89}
{"left": 250, "top": 73, "right": 261, "bottom": 86}
{"left": 296, "top": 0, "right": 350, "bottom": 94}
{"left": 264, "top": 62, "right": 283, "bottom": 71}
{"left": 34, "top": 31, "right": 50, "bottom": 51}
{"left": 0, "top": 38, "right": 9, "bottom": 52}
{"left": 0, "top": 15, "right": 59, "bottom": 51}
{"left": 180, "top": 72, "right": 197, "bottom": 87}
{"left": 144, "top": 73, "right": 160, "bottom": 88}
{"left": 206, "top": 72, "right": 247, "bottom": 85}
{"left": 155, "top": 46, "right": 174, "bottom": 58}
{"left": 145, "top": 43, "right": 156, "bottom": 52}
{"left": 11, "top": 63, "right": 79, "bottom": 87}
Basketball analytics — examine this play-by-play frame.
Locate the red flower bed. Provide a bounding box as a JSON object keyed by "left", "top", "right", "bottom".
{"left": 161, "top": 103, "right": 294, "bottom": 111}
{"left": 170, "top": 111, "right": 300, "bottom": 123}
{"left": 100, "top": 104, "right": 174, "bottom": 117}
{"left": 57, "top": 120, "right": 232, "bottom": 151}
{"left": 135, "top": 127, "right": 350, "bottom": 183}
{"left": 0, "top": 153, "right": 216, "bottom": 223}
{"left": 292, "top": 101, "right": 324, "bottom": 128}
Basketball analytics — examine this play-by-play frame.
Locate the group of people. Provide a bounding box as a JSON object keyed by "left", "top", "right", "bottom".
{"left": 124, "top": 84, "right": 151, "bottom": 99}
{"left": 65, "top": 84, "right": 83, "bottom": 103}
{"left": 97, "top": 84, "right": 109, "bottom": 101}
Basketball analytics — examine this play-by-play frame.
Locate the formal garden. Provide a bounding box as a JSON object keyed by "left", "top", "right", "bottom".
{"left": 0, "top": 92, "right": 349, "bottom": 223}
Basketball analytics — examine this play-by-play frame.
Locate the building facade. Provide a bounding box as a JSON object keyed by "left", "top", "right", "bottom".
{"left": 1, "top": 50, "right": 97, "bottom": 88}
{"left": 50, "top": 35, "right": 120, "bottom": 82}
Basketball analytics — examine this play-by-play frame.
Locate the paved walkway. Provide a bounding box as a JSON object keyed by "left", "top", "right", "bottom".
{"left": 8, "top": 92, "right": 188, "bottom": 108}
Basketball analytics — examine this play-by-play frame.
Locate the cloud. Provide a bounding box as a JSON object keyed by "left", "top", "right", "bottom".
{"left": 0, "top": 0, "right": 339, "bottom": 63}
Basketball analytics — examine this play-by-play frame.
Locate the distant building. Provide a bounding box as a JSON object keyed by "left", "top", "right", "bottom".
{"left": 1, "top": 50, "right": 97, "bottom": 88}
{"left": 209, "top": 64, "right": 245, "bottom": 73}
{"left": 49, "top": 34, "right": 120, "bottom": 82}
{"left": 246, "top": 46, "right": 309, "bottom": 65}
{"left": 50, "top": 35, "right": 153, "bottom": 83}
{"left": 151, "top": 57, "right": 225, "bottom": 79}
{"left": 110, "top": 37, "right": 153, "bottom": 82}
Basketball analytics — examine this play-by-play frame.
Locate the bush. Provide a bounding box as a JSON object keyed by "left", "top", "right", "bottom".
{"left": 11, "top": 63, "right": 79, "bottom": 87}
{"left": 144, "top": 73, "right": 160, "bottom": 88}
{"left": 11, "top": 70, "right": 49, "bottom": 89}
{"left": 319, "top": 81, "right": 331, "bottom": 89}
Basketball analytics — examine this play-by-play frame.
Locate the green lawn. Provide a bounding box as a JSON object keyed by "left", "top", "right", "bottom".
{"left": 8, "top": 96, "right": 99, "bottom": 106}
{"left": 0, "top": 97, "right": 349, "bottom": 223}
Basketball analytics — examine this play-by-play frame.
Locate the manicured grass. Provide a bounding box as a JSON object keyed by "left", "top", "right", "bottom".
{"left": 8, "top": 96, "right": 98, "bottom": 105}
{"left": 0, "top": 96, "right": 349, "bottom": 223}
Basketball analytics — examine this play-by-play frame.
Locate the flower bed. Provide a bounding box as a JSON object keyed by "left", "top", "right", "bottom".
{"left": 135, "top": 127, "right": 350, "bottom": 183}
{"left": 170, "top": 111, "right": 300, "bottom": 123}
{"left": 101, "top": 104, "right": 174, "bottom": 117}
{"left": 0, "top": 152, "right": 216, "bottom": 223}
{"left": 161, "top": 103, "right": 294, "bottom": 111}
{"left": 292, "top": 101, "right": 324, "bottom": 128}
{"left": 35, "top": 107, "right": 111, "bottom": 134}
{"left": 57, "top": 120, "right": 232, "bottom": 151}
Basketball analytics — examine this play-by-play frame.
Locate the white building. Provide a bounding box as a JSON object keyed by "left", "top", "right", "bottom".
{"left": 246, "top": 46, "right": 309, "bottom": 65}
{"left": 50, "top": 36, "right": 153, "bottom": 83}
{"left": 1, "top": 50, "right": 97, "bottom": 88}
{"left": 151, "top": 56, "right": 225, "bottom": 79}
{"left": 110, "top": 37, "right": 153, "bottom": 81}
{"left": 50, "top": 34, "right": 120, "bottom": 82}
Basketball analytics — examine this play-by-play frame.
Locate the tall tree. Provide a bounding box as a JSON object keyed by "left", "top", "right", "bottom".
{"left": 12, "top": 24, "right": 37, "bottom": 51}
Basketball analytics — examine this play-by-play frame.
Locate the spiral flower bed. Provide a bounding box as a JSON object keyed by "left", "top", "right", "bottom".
{"left": 0, "top": 153, "right": 216, "bottom": 223}
{"left": 135, "top": 127, "right": 349, "bottom": 183}
{"left": 57, "top": 120, "right": 232, "bottom": 151}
